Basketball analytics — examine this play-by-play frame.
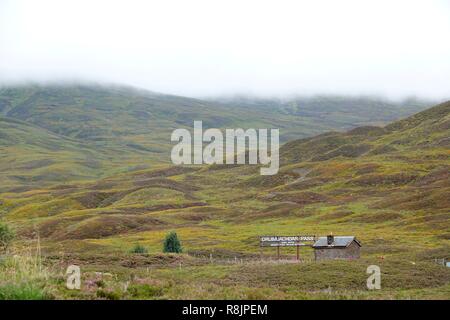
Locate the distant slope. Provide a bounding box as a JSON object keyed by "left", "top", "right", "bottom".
{"left": 280, "top": 100, "right": 450, "bottom": 163}
{"left": 1, "top": 85, "right": 432, "bottom": 143}
{"left": 2, "top": 100, "right": 448, "bottom": 256}
{"left": 208, "top": 95, "right": 433, "bottom": 135}
{"left": 0, "top": 116, "right": 114, "bottom": 191}
{"left": 0, "top": 84, "right": 437, "bottom": 189}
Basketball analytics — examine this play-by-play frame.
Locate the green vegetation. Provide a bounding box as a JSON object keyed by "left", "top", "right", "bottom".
{"left": 0, "top": 222, "right": 14, "bottom": 253}
{"left": 0, "top": 248, "right": 53, "bottom": 300}
{"left": 0, "top": 85, "right": 430, "bottom": 191}
{"left": 0, "top": 283, "right": 50, "bottom": 300}
{"left": 163, "top": 232, "right": 182, "bottom": 253}
{"left": 0, "top": 85, "right": 448, "bottom": 299}
{"left": 130, "top": 244, "right": 148, "bottom": 254}
{"left": 128, "top": 284, "right": 164, "bottom": 299}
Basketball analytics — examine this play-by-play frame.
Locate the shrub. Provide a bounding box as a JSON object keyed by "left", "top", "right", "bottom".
{"left": 163, "top": 231, "right": 182, "bottom": 253}
{"left": 96, "top": 289, "right": 121, "bottom": 300}
{"left": 128, "top": 284, "right": 163, "bottom": 298}
{"left": 130, "top": 244, "right": 148, "bottom": 254}
{"left": 0, "top": 222, "right": 15, "bottom": 253}
{"left": 95, "top": 280, "right": 106, "bottom": 288}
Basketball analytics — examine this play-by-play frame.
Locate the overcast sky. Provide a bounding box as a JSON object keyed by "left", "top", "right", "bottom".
{"left": 1, "top": 0, "right": 449, "bottom": 99}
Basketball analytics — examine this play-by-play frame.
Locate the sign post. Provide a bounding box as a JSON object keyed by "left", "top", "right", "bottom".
{"left": 259, "top": 235, "right": 315, "bottom": 260}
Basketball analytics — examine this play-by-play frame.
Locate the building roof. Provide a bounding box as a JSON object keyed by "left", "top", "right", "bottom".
{"left": 312, "top": 236, "right": 361, "bottom": 248}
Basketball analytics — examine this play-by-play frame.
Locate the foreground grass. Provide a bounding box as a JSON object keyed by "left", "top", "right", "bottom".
{"left": 1, "top": 100, "right": 448, "bottom": 300}
{"left": 0, "top": 283, "right": 50, "bottom": 300}
{"left": 0, "top": 248, "right": 54, "bottom": 300}
{"left": 2, "top": 249, "right": 448, "bottom": 300}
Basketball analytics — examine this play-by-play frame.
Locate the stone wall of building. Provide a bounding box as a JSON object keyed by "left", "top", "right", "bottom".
{"left": 314, "top": 241, "right": 360, "bottom": 261}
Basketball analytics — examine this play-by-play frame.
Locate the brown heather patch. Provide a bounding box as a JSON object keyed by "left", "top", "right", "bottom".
{"left": 133, "top": 177, "right": 200, "bottom": 194}
{"left": 131, "top": 166, "right": 198, "bottom": 179}
{"left": 188, "top": 206, "right": 227, "bottom": 214}
{"left": 437, "top": 232, "right": 450, "bottom": 240}
{"left": 171, "top": 206, "right": 228, "bottom": 222}
{"left": 265, "top": 191, "right": 330, "bottom": 206}
{"left": 18, "top": 159, "right": 55, "bottom": 170}
{"left": 2, "top": 185, "right": 37, "bottom": 193}
{"left": 75, "top": 191, "right": 118, "bottom": 209}
{"left": 367, "top": 144, "right": 398, "bottom": 155}
{"left": 225, "top": 259, "right": 450, "bottom": 291}
{"left": 48, "top": 184, "right": 79, "bottom": 190}
{"left": 241, "top": 172, "right": 295, "bottom": 189}
{"left": 89, "top": 180, "right": 118, "bottom": 190}
{"left": 176, "top": 212, "right": 214, "bottom": 222}
{"left": 310, "top": 162, "right": 354, "bottom": 177}
{"left": 187, "top": 248, "right": 260, "bottom": 259}
{"left": 413, "top": 166, "right": 449, "bottom": 187}
{"left": 50, "top": 187, "right": 81, "bottom": 196}
{"left": 401, "top": 213, "right": 450, "bottom": 231}
{"left": 372, "top": 188, "right": 450, "bottom": 211}
{"left": 415, "top": 245, "right": 450, "bottom": 260}
{"left": 19, "top": 214, "right": 93, "bottom": 239}
{"left": 280, "top": 177, "right": 332, "bottom": 191}
{"left": 117, "top": 202, "right": 208, "bottom": 214}
{"left": 350, "top": 211, "right": 403, "bottom": 224}
{"left": 319, "top": 210, "right": 354, "bottom": 221}
{"left": 47, "top": 252, "right": 199, "bottom": 269}
{"left": 354, "top": 163, "right": 381, "bottom": 175}
{"left": 346, "top": 126, "right": 386, "bottom": 137}
{"left": 434, "top": 136, "right": 450, "bottom": 146}
{"left": 75, "top": 183, "right": 197, "bottom": 210}
{"left": 348, "top": 173, "right": 418, "bottom": 187}
{"left": 361, "top": 238, "right": 410, "bottom": 255}
{"left": 239, "top": 202, "right": 299, "bottom": 221}
{"left": 58, "top": 215, "right": 167, "bottom": 240}
{"left": 312, "top": 143, "right": 372, "bottom": 161}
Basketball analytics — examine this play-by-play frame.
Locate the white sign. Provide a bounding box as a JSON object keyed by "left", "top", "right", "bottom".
{"left": 260, "top": 235, "right": 315, "bottom": 247}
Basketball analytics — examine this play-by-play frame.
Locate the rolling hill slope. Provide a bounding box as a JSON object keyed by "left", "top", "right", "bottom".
{"left": 0, "top": 116, "right": 110, "bottom": 191}
{"left": 0, "top": 84, "right": 433, "bottom": 189}
{"left": 1, "top": 98, "right": 449, "bottom": 299}
{"left": 2, "top": 100, "right": 448, "bottom": 249}
{"left": 2, "top": 85, "right": 431, "bottom": 143}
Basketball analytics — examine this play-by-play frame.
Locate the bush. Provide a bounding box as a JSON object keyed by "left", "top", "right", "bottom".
{"left": 130, "top": 244, "right": 148, "bottom": 254}
{"left": 0, "top": 222, "right": 15, "bottom": 253}
{"left": 128, "top": 284, "right": 163, "bottom": 298}
{"left": 96, "top": 289, "right": 121, "bottom": 300}
{"left": 163, "top": 231, "right": 182, "bottom": 253}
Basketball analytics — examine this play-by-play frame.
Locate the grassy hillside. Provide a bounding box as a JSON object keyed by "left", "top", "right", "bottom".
{"left": 209, "top": 95, "right": 433, "bottom": 139}
{"left": 0, "top": 84, "right": 432, "bottom": 189}
{"left": 2, "top": 86, "right": 430, "bottom": 143}
{"left": 1, "top": 99, "right": 448, "bottom": 299}
{"left": 0, "top": 116, "right": 104, "bottom": 192}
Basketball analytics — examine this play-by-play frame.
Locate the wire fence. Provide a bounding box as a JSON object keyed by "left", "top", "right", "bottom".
{"left": 186, "top": 252, "right": 315, "bottom": 265}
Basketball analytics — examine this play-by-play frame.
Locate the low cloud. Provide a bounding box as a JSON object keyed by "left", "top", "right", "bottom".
{"left": 1, "top": 0, "right": 449, "bottom": 99}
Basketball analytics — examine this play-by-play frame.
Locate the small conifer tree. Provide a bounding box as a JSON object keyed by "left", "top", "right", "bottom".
{"left": 163, "top": 231, "right": 182, "bottom": 253}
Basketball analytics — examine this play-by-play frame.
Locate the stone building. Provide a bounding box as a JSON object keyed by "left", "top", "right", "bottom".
{"left": 312, "top": 234, "right": 361, "bottom": 261}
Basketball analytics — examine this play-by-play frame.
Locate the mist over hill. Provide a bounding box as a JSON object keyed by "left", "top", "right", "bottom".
{"left": 1, "top": 85, "right": 433, "bottom": 141}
